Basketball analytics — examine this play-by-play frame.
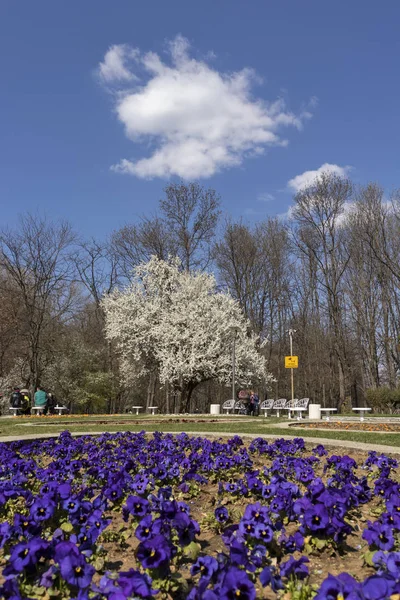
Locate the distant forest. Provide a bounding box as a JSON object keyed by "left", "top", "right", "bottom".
{"left": 1, "top": 173, "right": 400, "bottom": 414}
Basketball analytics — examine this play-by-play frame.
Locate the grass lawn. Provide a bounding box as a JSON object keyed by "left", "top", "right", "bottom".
{"left": 1, "top": 413, "right": 400, "bottom": 447}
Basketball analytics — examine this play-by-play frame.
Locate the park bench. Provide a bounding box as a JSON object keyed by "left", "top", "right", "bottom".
{"left": 260, "top": 399, "right": 274, "bottom": 417}
{"left": 352, "top": 407, "right": 371, "bottom": 421}
{"left": 147, "top": 406, "right": 158, "bottom": 415}
{"left": 286, "top": 397, "right": 309, "bottom": 420}
{"left": 9, "top": 407, "right": 21, "bottom": 417}
{"left": 54, "top": 406, "right": 68, "bottom": 416}
{"left": 284, "top": 398, "right": 298, "bottom": 419}
{"left": 234, "top": 400, "right": 247, "bottom": 414}
{"left": 272, "top": 398, "right": 287, "bottom": 417}
{"left": 320, "top": 407, "right": 337, "bottom": 421}
{"left": 131, "top": 406, "right": 142, "bottom": 415}
{"left": 222, "top": 399, "right": 235, "bottom": 414}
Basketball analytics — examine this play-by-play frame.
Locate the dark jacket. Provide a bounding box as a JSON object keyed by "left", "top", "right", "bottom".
{"left": 10, "top": 391, "right": 23, "bottom": 408}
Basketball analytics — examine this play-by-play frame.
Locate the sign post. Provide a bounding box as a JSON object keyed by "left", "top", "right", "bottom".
{"left": 286, "top": 329, "right": 297, "bottom": 403}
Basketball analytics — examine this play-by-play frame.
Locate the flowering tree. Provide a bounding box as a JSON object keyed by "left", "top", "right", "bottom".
{"left": 102, "top": 257, "right": 272, "bottom": 412}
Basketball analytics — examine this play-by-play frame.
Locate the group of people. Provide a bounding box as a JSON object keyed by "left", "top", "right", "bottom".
{"left": 236, "top": 390, "right": 260, "bottom": 416}
{"left": 9, "top": 386, "right": 58, "bottom": 415}
{"left": 247, "top": 391, "right": 260, "bottom": 416}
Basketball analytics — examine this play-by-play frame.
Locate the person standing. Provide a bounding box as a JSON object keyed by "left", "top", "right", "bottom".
{"left": 248, "top": 391, "right": 256, "bottom": 416}
{"left": 253, "top": 392, "right": 260, "bottom": 416}
{"left": 34, "top": 387, "right": 48, "bottom": 413}
{"left": 9, "top": 387, "right": 23, "bottom": 414}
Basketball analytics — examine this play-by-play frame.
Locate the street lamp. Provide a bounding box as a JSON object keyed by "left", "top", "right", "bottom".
{"left": 288, "top": 329, "right": 296, "bottom": 403}
{"left": 230, "top": 326, "right": 240, "bottom": 401}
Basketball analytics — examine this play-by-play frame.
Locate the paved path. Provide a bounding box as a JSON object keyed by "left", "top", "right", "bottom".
{"left": 1, "top": 430, "right": 400, "bottom": 455}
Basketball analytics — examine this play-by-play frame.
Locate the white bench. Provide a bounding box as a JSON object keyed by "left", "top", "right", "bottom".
{"left": 352, "top": 407, "right": 371, "bottom": 421}
{"left": 320, "top": 408, "right": 337, "bottom": 421}
{"left": 288, "top": 407, "right": 308, "bottom": 420}
{"left": 31, "top": 406, "right": 46, "bottom": 415}
{"left": 234, "top": 400, "right": 247, "bottom": 414}
{"left": 9, "top": 407, "right": 21, "bottom": 417}
{"left": 272, "top": 398, "right": 287, "bottom": 417}
{"left": 260, "top": 399, "right": 274, "bottom": 417}
{"left": 147, "top": 406, "right": 158, "bottom": 415}
{"left": 284, "top": 399, "right": 298, "bottom": 419}
{"left": 131, "top": 406, "right": 142, "bottom": 415}
{"left": 284, "top": 398, "right": 309, "bottom": 420}
{"left": 54, "top": 406, "right": 68, "bottom": 416}
{"left": 222, "top": 399, "right": 235, "bottom": 414}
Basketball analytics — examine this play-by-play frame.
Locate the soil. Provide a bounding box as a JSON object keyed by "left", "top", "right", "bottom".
{"left": 96, "top": 445, "right": 383, "bottom": 596}
{"left": 1, "top": 439, "right": 393, "bottom": 598}
{"left": 21, "top": 418, "right": 236, "bottom": 427}
{"left": 292, "top": 421, "right": 400, "bottom": 432}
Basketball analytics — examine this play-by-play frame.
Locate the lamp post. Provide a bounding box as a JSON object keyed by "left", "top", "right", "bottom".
{"left": 288, "top": 328, "right": 296, "bottom": 403}
{"left": 231, "top": 326, "right": 239, "bottom": 401}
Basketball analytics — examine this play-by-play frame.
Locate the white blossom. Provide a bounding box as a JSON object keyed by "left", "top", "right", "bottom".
{"left": 102, "top": 257, "right": 273, "bottom": 405}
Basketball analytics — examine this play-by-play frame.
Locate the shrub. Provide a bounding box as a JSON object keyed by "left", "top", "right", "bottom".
{"left": 365, "top": 387, "right": 400, "bottom": 414}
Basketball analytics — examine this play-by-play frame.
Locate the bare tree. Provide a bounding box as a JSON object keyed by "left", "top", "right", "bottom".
{"left": 214, "top": 220, "right": 259, "bottom": 323}
{"left": 215, "top": 218, "right": 294, "bottom": 399}
{"left": 111, "top": 216, "right": 174, "bottom": 281}
{"left": 72, "top": 239, "right": 118, "bottom": 307}
{"left": 112, "top": 181, "right": 220, "bottom": 282}
{"left": 0, "top": 270, "right": 26, "bottom": 377}
{"left": 160, "top": 181, "right": 221, "bottom": 271}
{"left": 291, "top": 172, "right": 353, "bottom": 409}
{"left": 348, "top": 184, "right": 400, "bottom": 387}
{"left": 0, "top": 214, "right": 76, "bottom": 392}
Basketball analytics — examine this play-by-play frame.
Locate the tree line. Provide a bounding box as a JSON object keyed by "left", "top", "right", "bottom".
{"left": 1, "top": 174, "right": 399, "bottom": 413}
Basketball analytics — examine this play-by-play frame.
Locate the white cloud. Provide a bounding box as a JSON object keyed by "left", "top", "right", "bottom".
{"left": 98, "top": 44, "right": 137, "bottom": 83}
{"left": 244, "top": 207, "right": 264, "bottom": 216}
{"left": 288, "top": 163, "right": 351, "bottom": 193}
{"left": 257, "top": 192, "right": 275, "bottom": 202}
{"left": 278, "top": 201, "right": 353, "bottom": 225}
{"left": 276, "top": 206, "right": 295, "bottom": 221}
{"left": 98, "top": 35, "right": 312, "bottom": 179}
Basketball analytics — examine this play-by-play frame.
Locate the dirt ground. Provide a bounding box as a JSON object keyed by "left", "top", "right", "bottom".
{"left": 293, "top": 421, "right": 400, "bottom": 432}
{"left": 97, "top": 444, "right": 384, "bottom": 597}
{"left": 0, "top": 440, "right": 392, "bottom": 598}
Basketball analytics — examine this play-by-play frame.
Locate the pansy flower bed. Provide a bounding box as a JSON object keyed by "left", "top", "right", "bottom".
{"left": 1, "top": 431, "right": 400, "bottom": 599}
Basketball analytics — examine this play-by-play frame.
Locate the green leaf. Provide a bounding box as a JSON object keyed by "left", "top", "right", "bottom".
{"left": 93, "top": 556, "right": 105, "bottom": 571}
{"left": 60, "top": 521, "right": 73, "bottom": 533}
{"left": 170, "top": 573, "right": 189, "bottom": 595}
{"left": 363, "top": 550, "right": 376, "bottom": 567}
{"left": 314, "top": 537, "right": 327, "bottom": 550}
{"left": 22, "top": 585, "right": 46, "bottom": 597}
{"left": 183, "top": 541, "right": 201, "bottom": 561}
{"left": 151, "top": 578, "right": 164, "bottom": 590}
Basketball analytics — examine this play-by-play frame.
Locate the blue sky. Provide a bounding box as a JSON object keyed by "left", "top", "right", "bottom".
{"left": 1, "top": 1, "right": 399, "bottom": 239}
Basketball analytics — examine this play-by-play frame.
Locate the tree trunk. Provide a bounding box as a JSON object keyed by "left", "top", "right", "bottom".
{"left": 146, "top": 372, "right": 157, "bottom": 409}
{"left": 178, "top": 388, "right": 187, "bottom": 414}
{"left": 178, "top": 383, "right": 197, "bottom": 413}
{"left": 165, "top": 383, "right": 170, "bottom": 414}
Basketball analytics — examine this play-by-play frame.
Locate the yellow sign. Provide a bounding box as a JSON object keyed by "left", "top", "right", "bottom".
{"left": 285, "top": 356, "right": 298, "bottom": 368}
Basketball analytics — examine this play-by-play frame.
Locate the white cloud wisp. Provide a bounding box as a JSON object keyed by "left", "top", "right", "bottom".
{"left": 288, "top": 163, "right": 351, "bottom": 193}
{"left": 99, "top": 44, "right": 138, "bottom": 83}
{"left": 98, "top": 36, "right": 311, "bottom": 179}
